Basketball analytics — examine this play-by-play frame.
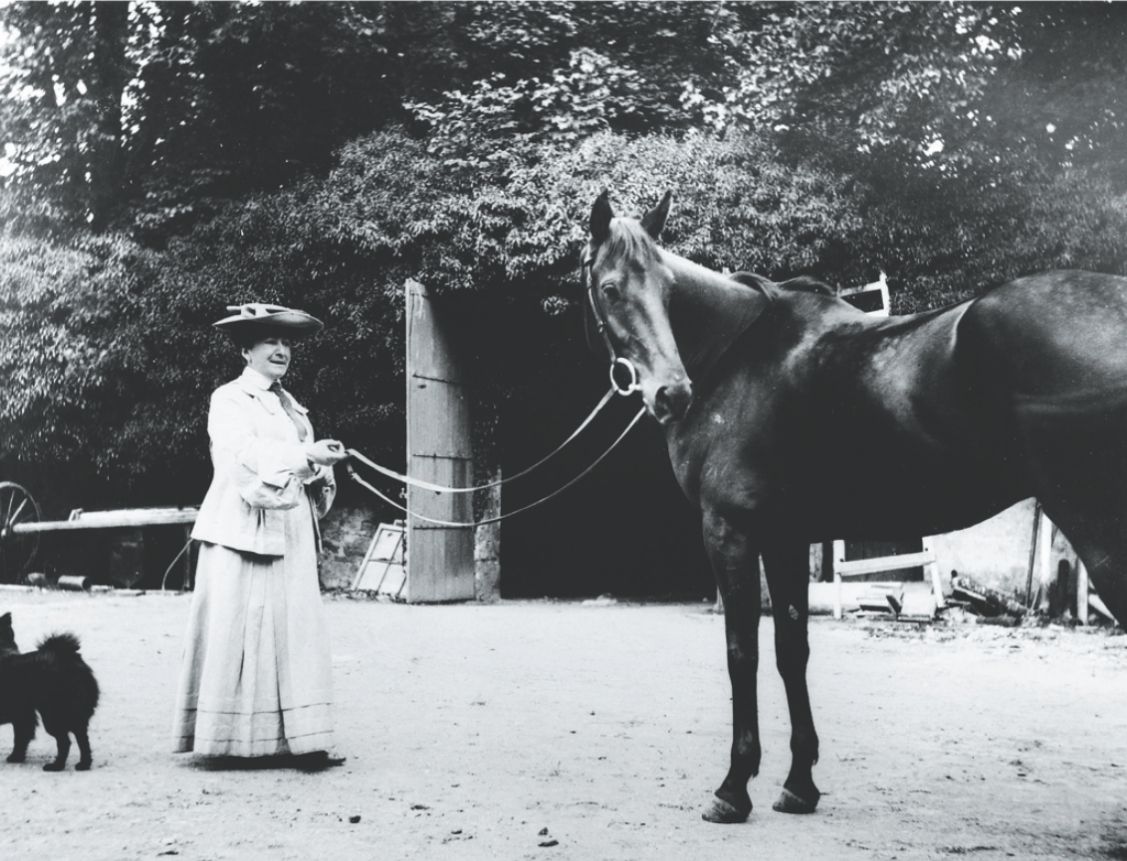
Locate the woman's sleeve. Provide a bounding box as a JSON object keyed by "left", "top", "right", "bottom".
{"left": 208, "top": 388, "right": 316, "bottom": 509}
{"left": 306, "top": 465, "right": 337, "bottom": 519}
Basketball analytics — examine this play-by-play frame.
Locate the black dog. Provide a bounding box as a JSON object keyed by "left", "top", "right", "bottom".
{"left": 0, "top": 612, "right": 100, "bottom": 771}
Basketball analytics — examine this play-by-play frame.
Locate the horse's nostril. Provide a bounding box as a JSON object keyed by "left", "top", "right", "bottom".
{"left": 655, "top": 383, "right": 693, "bottom": 422}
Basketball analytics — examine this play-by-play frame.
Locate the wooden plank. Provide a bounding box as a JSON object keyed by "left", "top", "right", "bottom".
{"left": 12, "top": 508, "right": 198, "bottom": 533}
{"left": 836, "top": 551, "right": 936, "bottom": 578}
{"left": 1089, "top": 590, "right": 1114, "bottom": 622}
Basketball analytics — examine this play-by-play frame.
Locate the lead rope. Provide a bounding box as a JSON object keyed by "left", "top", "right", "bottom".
{"left": 345, "top": 405, "right": 646, "bottom": 528}
{"left": 346, "top": 386, "right": 618, "bottom": 494}
{"left": 160, "top": 385, "right": 633, "bottom": 588}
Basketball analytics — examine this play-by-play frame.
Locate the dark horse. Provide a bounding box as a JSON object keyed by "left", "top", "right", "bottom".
{"left": 584, "top": 189, "right": 1127, "bottom": 824}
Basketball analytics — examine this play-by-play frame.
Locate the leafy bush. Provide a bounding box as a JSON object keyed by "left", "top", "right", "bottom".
{"left": 5, "top": 122, "right": 1127, "bottom": 508}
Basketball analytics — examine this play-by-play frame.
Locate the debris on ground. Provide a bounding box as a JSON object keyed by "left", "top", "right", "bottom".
{"left": 580, "top": 594, "right": 617, "bottom": 607}
{"left": 949, "top": 574, "right": 1029, "bottom": 620}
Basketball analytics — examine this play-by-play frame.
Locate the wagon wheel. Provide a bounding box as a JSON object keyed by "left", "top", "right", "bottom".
{"left": 0, "top": 482, "right": 41, "bottom": 583}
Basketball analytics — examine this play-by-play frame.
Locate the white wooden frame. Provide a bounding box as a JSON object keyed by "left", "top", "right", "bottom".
{"left": 832, "top": 537, "right": 946, "bottom": 619}
{"left": 840, "top": 271, "right": 890, "bottom": 317}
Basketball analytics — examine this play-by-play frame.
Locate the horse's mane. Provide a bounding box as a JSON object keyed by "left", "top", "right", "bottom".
{"left": 730, "top": 271, "right": 835, "bottom": 296}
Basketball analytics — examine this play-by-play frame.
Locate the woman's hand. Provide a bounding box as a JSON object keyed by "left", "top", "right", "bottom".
{"left": 305, "top": 439, "right": 349, "bottom": 466}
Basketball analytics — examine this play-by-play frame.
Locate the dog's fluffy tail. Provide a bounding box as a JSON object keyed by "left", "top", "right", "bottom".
{"left": 37, "top": 633, "right": 82, "bottom": 655}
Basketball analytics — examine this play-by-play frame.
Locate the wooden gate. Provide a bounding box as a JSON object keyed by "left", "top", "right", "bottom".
{"left": 405, "top": 278, "right": 475, "bottom": 602}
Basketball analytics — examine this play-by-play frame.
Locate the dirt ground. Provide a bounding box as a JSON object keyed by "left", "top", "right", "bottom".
{"left": 2, "top": 591, "right": 1127, "bottom": 861}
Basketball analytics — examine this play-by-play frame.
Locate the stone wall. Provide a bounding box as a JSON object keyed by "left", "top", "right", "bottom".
{"left": 929, "top": 498, "right": 1080, "bottom": 609}
{"left": 318, "top": 504, "right": 382, "bottom": 590}
{"left": 319, "top": 496, "right": 501, "bottom": 601}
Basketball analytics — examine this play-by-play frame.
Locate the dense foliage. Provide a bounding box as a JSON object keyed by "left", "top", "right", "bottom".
{"left": 2, "top": 1, "right": 1127, "bottom": 514}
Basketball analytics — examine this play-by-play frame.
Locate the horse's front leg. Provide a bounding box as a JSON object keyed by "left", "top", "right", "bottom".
{"left": 700, "top": 508, "right": 762, "bottom": 824}
{"left": 762, "top": 541, "right": 821, "bottom": 814}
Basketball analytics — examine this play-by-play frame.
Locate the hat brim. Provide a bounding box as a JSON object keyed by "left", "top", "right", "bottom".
{"left": 213, "top": 311, "right": 324, "bottom": 340}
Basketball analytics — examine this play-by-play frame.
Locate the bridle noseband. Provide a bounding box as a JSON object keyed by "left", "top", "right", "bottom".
{"left": 583, "top": 255, "right": 641, "bottom": 397}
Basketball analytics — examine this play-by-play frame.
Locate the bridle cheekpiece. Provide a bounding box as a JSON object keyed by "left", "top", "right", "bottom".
{"left": 583, "top": 254, "right": 641, "bottom": 396}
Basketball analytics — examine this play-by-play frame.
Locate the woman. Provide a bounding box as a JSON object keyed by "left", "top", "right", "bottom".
{"left": 172, "top": 302, "right": 349, "bottom": 762}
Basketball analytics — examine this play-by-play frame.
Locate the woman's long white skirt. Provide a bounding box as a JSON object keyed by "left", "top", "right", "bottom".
{"left": 171, "top": 498, "right": 333, "bottom": 757}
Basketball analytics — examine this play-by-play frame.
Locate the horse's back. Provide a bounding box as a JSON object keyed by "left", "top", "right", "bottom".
{"left": 964, "top": 270, "right": 1127, "bottom": 402}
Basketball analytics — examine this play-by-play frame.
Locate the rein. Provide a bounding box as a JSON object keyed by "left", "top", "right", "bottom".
{"left": 346, "top": 385, "right": 618, "bottom": 494}
{"left": 345, "top": 404, "right": 646, "bottom": 528}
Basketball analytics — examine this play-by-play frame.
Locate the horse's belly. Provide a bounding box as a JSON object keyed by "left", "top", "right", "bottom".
{"left": 789, "top": 454, "right": 1027, "bottom": 541}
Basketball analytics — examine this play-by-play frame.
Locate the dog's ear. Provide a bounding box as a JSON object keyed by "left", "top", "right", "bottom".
{"left": 0, "top": 612, "right": 9, "bottom": 626}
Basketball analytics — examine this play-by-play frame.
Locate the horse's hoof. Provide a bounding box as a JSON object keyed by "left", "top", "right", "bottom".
{"left": 75, "top": 761, "right": 92, "bottom": 772}
{"left": 772, "top": 786, "right": 820, "bottom": 814}
{"left": 6, "top": 753, "right": 25, "bottom": 764}
{"left": 42, "top": 762, "right": 65, "bottom": 772}
{"left": 701, "top": 795, "right": 751, "bottom": 824}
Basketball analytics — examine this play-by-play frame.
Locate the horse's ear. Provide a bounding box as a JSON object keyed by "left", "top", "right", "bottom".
{"left": 641, "top": 190, "right": 672, "bottom": 240}
{"left": 590, "top": 191, "right": 614, "bottom": 244}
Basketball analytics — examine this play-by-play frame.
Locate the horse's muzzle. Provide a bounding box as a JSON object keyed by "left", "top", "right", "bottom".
{"left": 653, "top": 381, "right": 693, "bottom": 424}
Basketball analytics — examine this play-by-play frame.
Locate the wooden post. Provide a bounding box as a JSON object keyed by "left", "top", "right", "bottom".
{"left": 1037, "top": 510, "right": 1054, "bottom": 613}
{"left": 1024, "top": 501, "right": 1041, "bottom": 606}
{"left": 182, "top": 525, "right": 193, "bottom": 591}
{"left": 924, "top": 538, "right": 944, "bottom": 609}
{"left": 1077, "top": 559, "right": 1090, "bottom": 625}
{"left": 405, "top": 279, "right": 476, "bottom": 603}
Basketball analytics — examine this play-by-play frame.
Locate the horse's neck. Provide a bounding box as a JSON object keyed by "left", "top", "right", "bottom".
{"left": 661, "top": 251, "right": 770, "bottom": 378}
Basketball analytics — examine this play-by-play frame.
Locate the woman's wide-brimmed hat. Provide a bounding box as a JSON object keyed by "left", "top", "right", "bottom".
{"left": 212, "top": 303, "right": 324, "bottom": 340}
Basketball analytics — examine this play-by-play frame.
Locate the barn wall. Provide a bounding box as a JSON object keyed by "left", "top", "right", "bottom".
{"left": 929, "top": 498, "right": 1079, "bottom": 604}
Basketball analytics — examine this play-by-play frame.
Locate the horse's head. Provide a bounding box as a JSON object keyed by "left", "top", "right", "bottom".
{"left": 584, "top": 190, "right": 693, "bottom": 425}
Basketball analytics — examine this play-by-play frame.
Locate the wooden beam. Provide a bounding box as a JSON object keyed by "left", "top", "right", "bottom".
{"left": 11, "top": 508, "right": 198, "bottom": 533}
{"left": 1077, "top": 559, "right": 1089, "bottom": 625}
{"left": 836, "top": 550, "right": 936, "bottom": 578}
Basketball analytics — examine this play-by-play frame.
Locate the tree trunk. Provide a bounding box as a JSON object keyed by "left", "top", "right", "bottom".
{"left": 87, "top": 1, "right": 129, "bottom": 232}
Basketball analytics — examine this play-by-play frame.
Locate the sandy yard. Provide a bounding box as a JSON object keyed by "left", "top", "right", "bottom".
{"left": 1, "top": 590, "right": 1126, "bottom": 861}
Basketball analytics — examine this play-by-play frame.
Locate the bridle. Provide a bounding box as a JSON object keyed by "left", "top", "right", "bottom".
{"left": 582, "top": 254, "right": 642, "bottom": 397}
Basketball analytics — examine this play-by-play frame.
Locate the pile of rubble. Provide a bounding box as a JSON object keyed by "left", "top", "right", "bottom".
{"left": 845, "top": 572, "right": 1117, "bottom": 627}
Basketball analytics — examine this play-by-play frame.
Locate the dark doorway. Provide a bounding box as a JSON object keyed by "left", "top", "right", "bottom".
{"left": 498, "top": 373, "right": 711, "bottom": 600}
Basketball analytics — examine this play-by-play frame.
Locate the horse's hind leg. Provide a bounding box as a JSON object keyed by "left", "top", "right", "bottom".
{"left": 701, "top": 509, "right": 762, "bottom": 824}
{"left": 762, "top": 541, "right": 821, "bottom": 814}
{"left": 1040, "top": 505, "right": 1127, "bottom": 625}
{"left": 1019, "top": 402, "right": 1127, "bottom": 624}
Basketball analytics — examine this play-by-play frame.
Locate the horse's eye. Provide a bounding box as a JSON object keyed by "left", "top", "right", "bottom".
{"left": 602, "top": 283, "right": 621, "bottom": 303}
